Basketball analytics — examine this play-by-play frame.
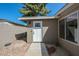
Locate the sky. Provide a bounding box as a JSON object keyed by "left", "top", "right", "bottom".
{"left": 0, "top": 3, "right": 65, "bottom": 26}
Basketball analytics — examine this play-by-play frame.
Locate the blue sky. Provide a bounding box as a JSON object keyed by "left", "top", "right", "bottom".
{"left": 0, "top": 3, "right": 65, "bottom": 26}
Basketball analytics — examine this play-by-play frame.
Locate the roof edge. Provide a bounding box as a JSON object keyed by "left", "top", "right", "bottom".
{"left": 0, "top": 19, "right": 26, "bottom": 26}
{"left": 56, "top": 3, "right": 74, "bottom": 16}
{"left": 19, "top": 16, "right": 57, "bottom": 20}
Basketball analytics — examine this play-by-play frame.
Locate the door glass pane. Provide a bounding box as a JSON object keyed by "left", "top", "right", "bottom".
{"left": 35, "top": 23, "right": 40, "bottom": 27}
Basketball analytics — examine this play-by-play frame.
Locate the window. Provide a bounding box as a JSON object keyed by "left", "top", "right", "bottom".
{"left": 66, "top": 12, "right": 78, "bottom": 43}
{"left": 59, "top": 19, "right": 65, "bottom": 39}
{"left": 35, "top": 23, "right": 40, "bottom": 27}
{"left": 59, "top": 11, "right": 78, "bottom": 43}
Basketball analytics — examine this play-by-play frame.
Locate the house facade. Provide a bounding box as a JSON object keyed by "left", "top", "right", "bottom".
{"left": 0, "top": 3, "right": 79, "bottom": 56}
{"left": 57, "top": 3, "right": 79, "bottom": 55}
{"left": 19, "top": 3, "right": 79, "bottom": 55}
{"left": 19, "top": 16, "right": 58, "bottom": 44}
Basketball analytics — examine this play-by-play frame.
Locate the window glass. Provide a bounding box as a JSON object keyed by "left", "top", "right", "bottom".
{"left": 35, "top": 23, "right": 40, "bottom": 27}
{"left": 66, "top": 12, "right": 77, "bottom": 43}
{"left": 59, "top": 19, "right": 65, "bottom": 39}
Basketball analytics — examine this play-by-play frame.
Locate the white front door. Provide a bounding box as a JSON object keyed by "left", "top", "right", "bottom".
{"left": 33, "top": 21, "right": 42, "bottom": 42}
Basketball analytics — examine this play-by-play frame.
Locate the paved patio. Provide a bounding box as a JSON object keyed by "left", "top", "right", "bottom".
{"left": 25, "top": 43, "right": 48, "bottom": 56}
{"left": 0, "top": 40, "right": 69, "bottom": 56}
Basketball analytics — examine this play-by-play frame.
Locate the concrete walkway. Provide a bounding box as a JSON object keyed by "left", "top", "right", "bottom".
{"left": 25, "top": 43, "right": 48, "bottom": 56}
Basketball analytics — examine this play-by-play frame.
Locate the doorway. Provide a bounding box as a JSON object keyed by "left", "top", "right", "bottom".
{"left": 33, "top": 21, "right": 43, "bottom": 42}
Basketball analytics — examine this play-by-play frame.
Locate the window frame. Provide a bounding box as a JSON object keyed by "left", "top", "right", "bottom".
{"left": 58, "top": 10, "right": 79, "bottom": 44}
{"left": 59, "top": 19, "right": 65, "bottom": 39}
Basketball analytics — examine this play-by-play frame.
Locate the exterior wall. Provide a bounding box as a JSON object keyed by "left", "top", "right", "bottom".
{"left": 0, "top": 22, "right": 32, "bottom": 48}
{"left": 25, "top": 19, "right": 58, "bottom": 44}
{"left": 26, "top": 28, "right": 33, "bottom": 43}
{"left": 58, "top": 4, "right": 79, "bottom": 55}
{"left": 59, "top": 38, "right": 79, "bottom": 55}
{"left": 42, "top": 20, "right": 58, "bottom": 44}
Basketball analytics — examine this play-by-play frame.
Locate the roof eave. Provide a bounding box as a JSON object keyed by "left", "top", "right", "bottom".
{"left": 55, "top": 3, "right": 74, "bottom": 17}
{"left": 19, "top": 16, "right": 58, "bottom": 20}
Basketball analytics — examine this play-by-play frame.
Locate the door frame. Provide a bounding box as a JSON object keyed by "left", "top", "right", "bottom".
{"left": 33, "top": 21, "right": 43, "bottom": 42}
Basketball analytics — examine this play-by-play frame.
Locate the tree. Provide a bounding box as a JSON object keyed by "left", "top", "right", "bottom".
{"left": 19, "top": 3, "right": 50, "bottom": 17}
